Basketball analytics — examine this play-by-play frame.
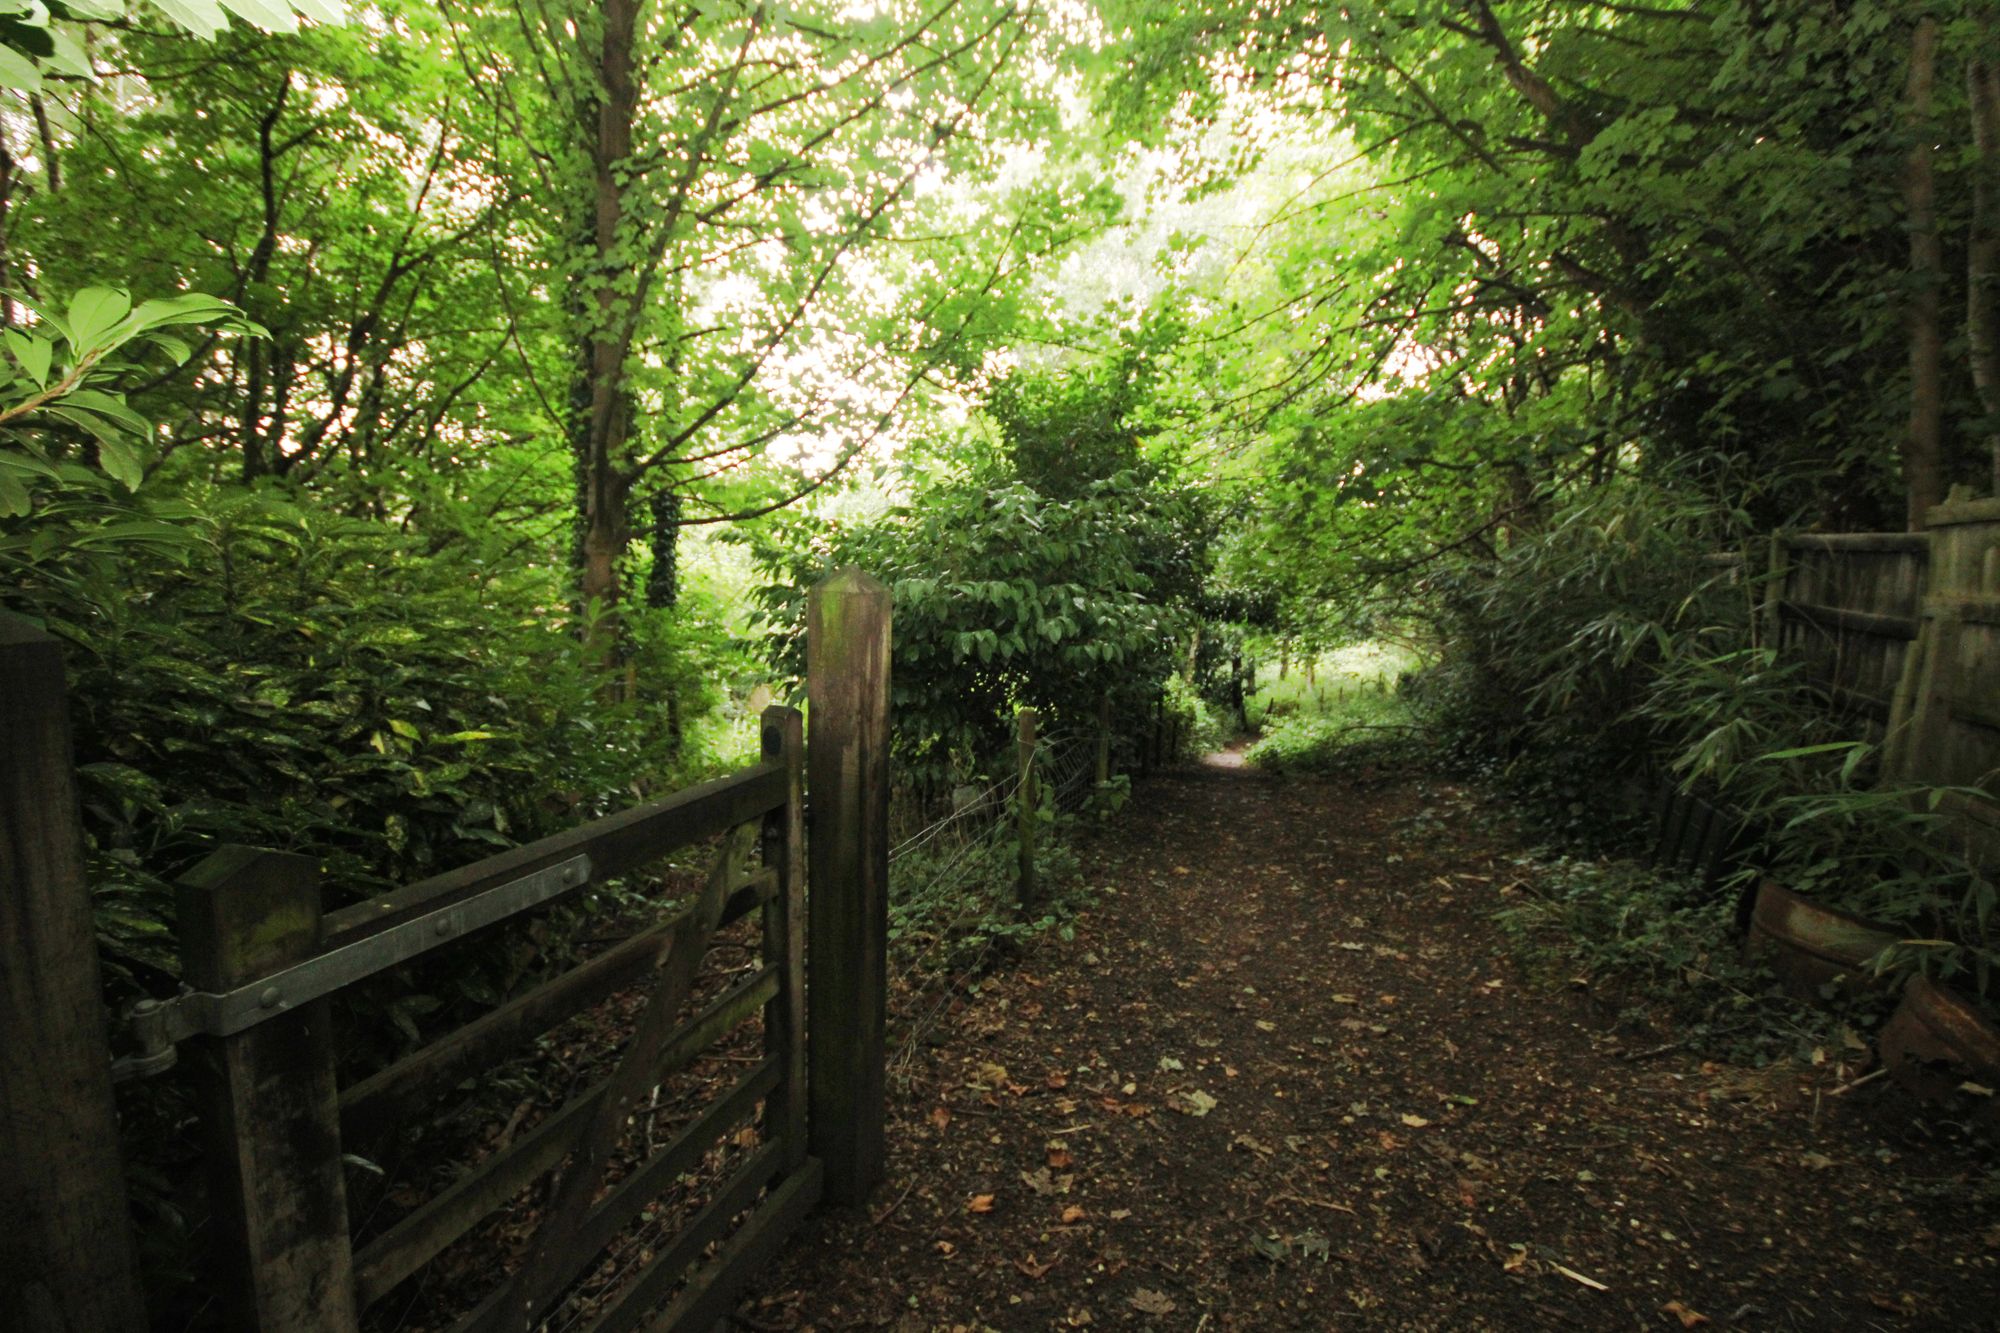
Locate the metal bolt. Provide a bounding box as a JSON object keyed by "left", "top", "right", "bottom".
{"left": 258, "top": 986, "right": 282, "bottom": 1008}
{"left": 434, "top": 919, "right": 452, "bottom": 937}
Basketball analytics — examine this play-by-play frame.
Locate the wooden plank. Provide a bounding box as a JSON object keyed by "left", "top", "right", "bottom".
{"left": 582, "top": 1145, "right": 786, "bottom": 1333}
{"left": 1925, "top": 495, "right": 2000, "bottom": 527}
{"left": 340, "top": 870, "right": 775, "bottom": 1145}
{"left": 1783, "top": 532, "right": 1932, "bottom": 553}
{"left": 806, "top": 567, "right": 891, "bottom": 1207}
{"left": 759, "top": 706, "right": 808, "bottom": 1174}
{"left": 649, "top": 1159, "right": 825, "bottom": 1333}
{"left": 1952, "top": 594, "right": 2000, "bottom": 626}
{"left": 179, "top": 846, "right": 359, "bottom": 1332}
{"left": 325, "top": 762, "right": 787, "bottom": 948}
{"left": 565, "top": 1057, "right": 781, "bottom": 1275}
{"left": 0, "top": 615, "right": 148, "bottom": 1333}
{"left": 1779, "top": 599, "right": 1921, "bottom": 641}
{"left": 355, "top": 1057, "right": 781, "bottom": 1310}
{"left": 465, "top": 825, "right": 758, "bottom": 1333}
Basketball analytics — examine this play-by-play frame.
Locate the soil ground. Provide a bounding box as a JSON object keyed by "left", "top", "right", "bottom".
{"left": 735, "top": 755, "right": 1999, "bottom": 1332}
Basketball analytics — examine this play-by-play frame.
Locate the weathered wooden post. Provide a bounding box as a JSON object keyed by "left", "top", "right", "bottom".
{"left": 1016, "top": 708, "right": 1039, "bottom": 911}
{"left": 1094, "top": 693, "right": 1112, "bottom": 787}
{"left": 761, "top": 705, "right": 808, "bottom": 1175}
{"left": 0, "top": 615, "right": 149, "bottom": 1333}
{"left": 806, "top": 567, "right": 891, "bottom": 1206}
{"left": 1229, "top": 649, "right": 1246, "bottom": 731}
{"left": 179, "top": 846, "right": 359, "bottom": 1332}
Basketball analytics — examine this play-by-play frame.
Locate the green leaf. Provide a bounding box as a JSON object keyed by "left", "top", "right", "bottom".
{"left": 0, "top": 40, "right": 43, "bottom": 93}
{"left": 144, "top": 0, "right": 225, "bottom": 34}
{"left": 67, "top": 287, "right": 132, "bottom": 349}
{"left": 4, "top": 329, "right": 51, "bottom": 386}
{"left": 217, "top": 0, "right": 298, "bottom": 33}
{"left": 95, "top": 437, "right": 144, "bottom": 490}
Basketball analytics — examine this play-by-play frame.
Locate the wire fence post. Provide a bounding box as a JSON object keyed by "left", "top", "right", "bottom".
{"left": 806, "top": 567, "right": 891, "bottom": 1207}
{"left": 1016, "top": 708, "right": 1039, "bottom": 913}
{"left": 0, "top": 615, "right": 148, "bottom": 1333}
{"left": 1094, "top": 693, "right": 1112, "bottom": 788}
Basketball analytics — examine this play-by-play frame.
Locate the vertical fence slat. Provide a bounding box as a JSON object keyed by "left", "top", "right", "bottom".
{"left": 806, "top": 567, "right": 891, "bottom": 1206}
{"left": 760, "top": 705, "right": 808, "bottom": 1173}
{"left": 1017, "top": 707, "right": 1039, "bottom": 912}
{"left": 179, "top": 846, "right": 358, "bottom": 1333}
{"left": 0, "top": 615, "right": 148, "bottom": 1333}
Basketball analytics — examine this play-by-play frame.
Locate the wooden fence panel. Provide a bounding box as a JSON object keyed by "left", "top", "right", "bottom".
{"left": 1772, "top": 532, "right": 1929, "bottom": 720}
{"left": 1893, "top": 498, "right": 2000, "bottom": 868}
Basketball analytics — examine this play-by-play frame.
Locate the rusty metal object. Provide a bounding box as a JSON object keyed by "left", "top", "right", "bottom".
{"left": 1881, "top": 975, "right": 2000, "bottom": 1121}
{"left": 1744, "top": 881, "right": 1898, "bottom": 1001}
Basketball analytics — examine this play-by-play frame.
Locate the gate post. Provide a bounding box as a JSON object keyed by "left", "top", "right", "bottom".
{"left": 0, "top": 615, "right": 148, "bottom": 1332}
{"left": 806, "top": 568, "right": 891, "bottom": 1206}
{"left": 179, "top": 846, "right": 358, "bottom": 1331}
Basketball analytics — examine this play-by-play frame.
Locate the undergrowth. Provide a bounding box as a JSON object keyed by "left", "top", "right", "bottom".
{"left": 1494, "top": 855, "right": 1883, "bottom": 1066}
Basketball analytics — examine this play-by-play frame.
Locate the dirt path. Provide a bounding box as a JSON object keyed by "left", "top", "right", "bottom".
{"left": 737, "top": 761, "right": 1997, "bottom": 1331}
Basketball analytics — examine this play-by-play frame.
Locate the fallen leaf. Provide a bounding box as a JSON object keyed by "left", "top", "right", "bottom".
{"left": 1046, "top": 1071, "right": 1069, "bottom": 1090}
{"left": 1800, "top": 1151, "right": 1834, "bottom": 1171}
{"left": 935, "top": 1240, "right": 956, "bottom": 1257}
{"left": 1047, "top": 1146, "right": 1074, "bottom": 1169}
{"left": 968, "top": 1194, "right": 995, "bottom": 1214}
{"left": 930, "top": 1106, "right": 951, "bottom": 1131}
{"left": 1157, "top": 1056, "right": 1184, "bottom": 1072}
{"left": 974, "top": 1062, "right": 1010, "bottom": 1088}
{"left": 1061, "top": 1204, "right": 1087, "bottom": 1224}
{"left": 1400, "top": 1113, "right": 1431, "bottom": 1128}
{"left": 1128, "top": 1288, "right": 1177, "bottom": 1315}
{"left": 1177, "top": 1089, "right": 1218, "bottom": 1117}
{"left": 1013, "top": 1252, "right": 1058, "bottom": 1279}
{"left": 1662, "top": 1300, "right": 1710, "bottom": 1328}
{"left": 1255, "top": 1019, "right": 1277, "bottom": 1033}
{"left": 1020, "top": 1167, "right": 1058, "bottom": 1196}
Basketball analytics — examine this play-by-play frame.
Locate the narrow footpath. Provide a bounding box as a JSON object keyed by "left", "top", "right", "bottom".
{"left": 738, "top": 759, "right": 1997, "bottom": 1331}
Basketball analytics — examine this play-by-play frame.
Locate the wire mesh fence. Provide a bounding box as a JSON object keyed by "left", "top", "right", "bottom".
{"left": 882, "top": 722, "right": 1111, "bottom": 1077}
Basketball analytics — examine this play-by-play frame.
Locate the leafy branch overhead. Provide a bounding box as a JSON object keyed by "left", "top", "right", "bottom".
{"left": 0, "top": 289, "right": 263, "bottom": 513}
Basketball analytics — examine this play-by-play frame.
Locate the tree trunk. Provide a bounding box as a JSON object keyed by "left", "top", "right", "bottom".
{"left": 570, "top": 0, "right": 642, "bottom": 644}
{"left": 1905, "top": 15, "right": 1946, "bottom": 529}
{"left": 1969, "top": 52, "right": 2000, "bottom": 493}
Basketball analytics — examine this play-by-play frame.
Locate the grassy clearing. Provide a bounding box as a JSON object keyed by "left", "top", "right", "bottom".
{"left": 1244, "top": 642, "right": 1422, "bottom": 772}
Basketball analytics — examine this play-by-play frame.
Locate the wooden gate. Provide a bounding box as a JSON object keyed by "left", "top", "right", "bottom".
{"left": 171, "top": 711, "right": 811, "bottom": 1332}
{"left": 1, "top": 567, "right": 894, "bottom": 1333}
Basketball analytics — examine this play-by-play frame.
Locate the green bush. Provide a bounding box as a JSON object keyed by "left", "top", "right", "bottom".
{"left": 5, "top": 485, "right": 710, "bottom": 1010}
{"left": 752, "top": 443, "right": 1207, "bottom": 795}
